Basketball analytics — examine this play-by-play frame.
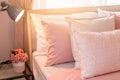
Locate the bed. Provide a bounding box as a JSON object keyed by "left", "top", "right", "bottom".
{"left": 26, "top": 5, "right": 120, "bottom": 80}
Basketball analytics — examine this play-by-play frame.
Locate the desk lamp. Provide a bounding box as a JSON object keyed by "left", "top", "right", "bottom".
{"left": 0, "top": 1, "right": 24, "bottom": 64}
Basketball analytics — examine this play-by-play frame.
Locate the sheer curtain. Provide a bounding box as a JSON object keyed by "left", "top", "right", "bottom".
{"left": 9, "top": 0, "right": 34, "bottom": 51}
{"left": 33, "top": 0, "right": 120, "bottom": 9}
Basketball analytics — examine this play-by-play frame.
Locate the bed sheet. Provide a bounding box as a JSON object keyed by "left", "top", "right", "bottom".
{"left": 33, "top": 51, "right": 75, "bottom": 80}
{"left": 48, "top": 68, "right": 120, "bottom": 80}
{"left": 33, "top": 51, "right": 120, "bottom": 80}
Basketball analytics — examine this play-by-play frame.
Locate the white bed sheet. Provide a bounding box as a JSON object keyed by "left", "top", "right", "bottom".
{"left": 33, "top": 51, "right": 75, "bottom": 80}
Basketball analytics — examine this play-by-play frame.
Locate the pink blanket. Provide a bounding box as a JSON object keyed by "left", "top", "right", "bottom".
{"left": 48, "top": 69, "right": 120, "bottom": 80}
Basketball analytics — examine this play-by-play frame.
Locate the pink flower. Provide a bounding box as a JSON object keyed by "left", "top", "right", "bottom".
{"left": 9, "top": 48, "right": 28, "bottom": 63}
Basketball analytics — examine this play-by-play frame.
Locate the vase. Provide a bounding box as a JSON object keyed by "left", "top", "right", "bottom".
{"left": 12, "top": 62, "right": 25, "bottom": 73}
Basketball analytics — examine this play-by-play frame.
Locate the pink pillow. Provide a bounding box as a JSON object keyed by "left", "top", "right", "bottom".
{"left": 98, "top": 8, "right": 120, "bottom": 29}
{"left": 74, "top": 30, "right": 120, "bottom": 79}
{"left": 41, "top": 21, "right": 74, "bottom": 66}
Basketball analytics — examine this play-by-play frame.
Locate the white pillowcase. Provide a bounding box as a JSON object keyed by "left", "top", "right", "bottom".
{"left": 67, "top": 16, "right": 115, "bottom": 68}
{"left": 74, "top": 30, "right": 120, "bottom": 79}
{"left": 97, "top": 8, "right": 120, "bottom": 17}
{"left": 98, "top": 8, "right": 120, "bottom": 29}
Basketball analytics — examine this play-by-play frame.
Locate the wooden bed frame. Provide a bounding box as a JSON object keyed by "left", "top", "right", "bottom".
{"left": 26, "top": 5, "right": 120, "bottom": 68}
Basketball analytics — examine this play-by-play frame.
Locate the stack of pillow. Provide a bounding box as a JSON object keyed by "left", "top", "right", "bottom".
{"left": 31, "top": 9, "right": 120, "bottom": 79}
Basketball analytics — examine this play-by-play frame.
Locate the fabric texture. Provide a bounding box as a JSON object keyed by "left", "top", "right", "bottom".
{"left": 98, "top": 8, "right": 120, "bottom": 29}
{"left": 47, "top": 68, "right": 120, "bottom": 80}
{"left": 74, "top": 30, "right": 120, "bottom": 79}
{"left": 48, "top": 69, "right": 81, "bottom": 80}
{"left": 41, "top": 21, "right": 74, "bottom": 66}
{"left": 67, "top": 16, "right": 115, "bottom": 68}
{"left": 33, "top": 52, "right": 74, "bottom": 79}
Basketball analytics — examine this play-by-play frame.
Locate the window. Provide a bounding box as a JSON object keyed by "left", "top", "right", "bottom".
{"left": 33, "top": 0, "right": 120, "bottom": 9}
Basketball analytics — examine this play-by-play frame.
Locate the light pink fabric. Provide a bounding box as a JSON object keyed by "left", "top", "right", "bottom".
{"left": 48, "top": 69, "right": 81, "bottom": 80}
{"left": 98, "top": 8, "right": 120, "bottom": 29}
{"left": 74, "top": 30, "right": 120, "bottom": 79}
{"left": 41, "top": 21, "right": 74, "bottom": 66}
{"left": 48, "top": 68, "right": 120, "bottom": 80}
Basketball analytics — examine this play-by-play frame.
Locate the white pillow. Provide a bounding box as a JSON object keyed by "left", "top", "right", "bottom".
{"left": 74, "top": 30, "right": 120, "bottom": 79}
{"left": 67, "top": 16, "right": 115, "bottom": 68}
{"left": 98, "top": 8, "right": 120, "bottom": 29}
{"left": 97, "top": 8, "right": 120, "bottom": 17}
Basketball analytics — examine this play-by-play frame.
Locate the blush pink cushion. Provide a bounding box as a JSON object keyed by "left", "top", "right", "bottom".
{"left": 98, "top": 8, "right": 120, "bottom": 29}
{"left": 41, "top": 21, "right": 74, "bottom": 66}
{"left": 74, "top": 30, "right": 120, "bottom": 79}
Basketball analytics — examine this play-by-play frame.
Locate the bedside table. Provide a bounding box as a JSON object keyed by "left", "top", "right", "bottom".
{"left": 0, "top": 61, "right": 34, "bottom": 80}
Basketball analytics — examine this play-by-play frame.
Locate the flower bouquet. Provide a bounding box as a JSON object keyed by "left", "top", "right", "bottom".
{"left": 9, "top": 48, "right": 28, "bottom": 73}
{"left": 9, "top": 48, "right": 28, "bottom": 63}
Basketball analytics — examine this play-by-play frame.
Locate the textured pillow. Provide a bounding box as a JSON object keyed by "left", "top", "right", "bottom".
{"left": 67, "top": 16, "right": 115, "bottom": 68}
{"left": 41, "top": 21, "right": 74, "bottom": 66}
{"left": 98, "top": 8, "right": 120, "bottom": 29}
{"left": 31, "top": 14, "right": 67, "bottom": 55}
{"left": 74, "top": 30, "right": 120, "bottom": 79}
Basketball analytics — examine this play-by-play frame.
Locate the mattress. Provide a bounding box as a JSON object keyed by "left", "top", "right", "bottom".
{"left": 33, "top": 51, "right": 75, "bottom": 80}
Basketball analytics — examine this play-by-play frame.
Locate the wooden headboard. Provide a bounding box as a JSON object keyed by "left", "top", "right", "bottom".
{"left": 26, "top": 5, "right": 120, "bottom": 68}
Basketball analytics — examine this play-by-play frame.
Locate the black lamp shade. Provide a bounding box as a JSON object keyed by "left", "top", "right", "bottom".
{"left": 1, "top": 1, "right": 24, "bottom": 22}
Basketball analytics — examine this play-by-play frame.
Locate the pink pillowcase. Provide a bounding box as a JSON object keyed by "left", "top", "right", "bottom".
{"left": 41, "top": 21, "right": 74, "bottom": 66}
{"left": 74, "top": 30, "right": 120, "bottom": 79}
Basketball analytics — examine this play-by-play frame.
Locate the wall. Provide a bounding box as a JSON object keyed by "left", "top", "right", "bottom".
{"left": 0, "top": 0, "right": 14, "bottom": 62}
